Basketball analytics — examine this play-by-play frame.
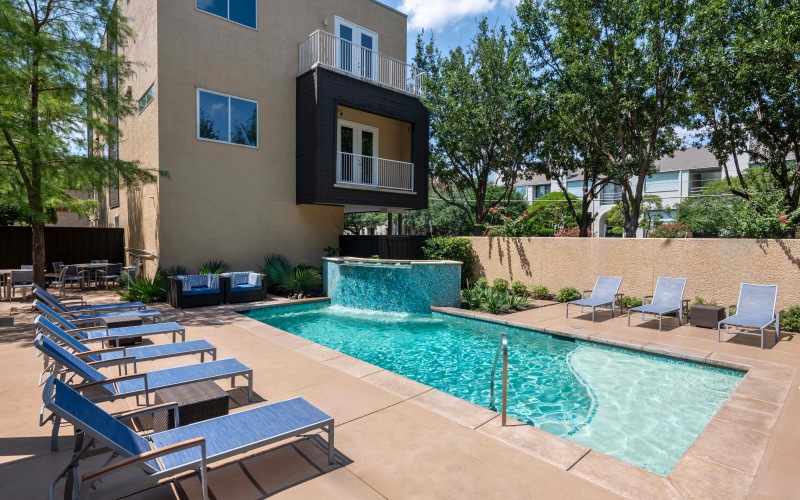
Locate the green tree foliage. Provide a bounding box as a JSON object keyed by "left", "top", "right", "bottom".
{"left": 415, "top": 20, "right": 537, "bottom": 235}
{"left": 515, "top": 0, "right": 693, "bottom": 238}
{"left": 421, "top": 237, "right": 475, "bottom": 285}
{"left": 486, "top": 191, "right": 577, "bottom": 237}
{"left": 690, "top": 0, "right": 800, "bottom": 236}
{"left": 0, "top": 1, "right": 161, "bottom": 284}
{"left": 343, "top": 212, "right": 388, "bottom": 235}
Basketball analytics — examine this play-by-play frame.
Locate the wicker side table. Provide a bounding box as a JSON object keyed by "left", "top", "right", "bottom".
{"left": 153, "top": 380, "right": 230, "bottom": 432}
{"left": 690, "top": 305, "right": 725, "bottom": 329}
{"left": 103, "top": 315, "right": 143, "bottom": 346}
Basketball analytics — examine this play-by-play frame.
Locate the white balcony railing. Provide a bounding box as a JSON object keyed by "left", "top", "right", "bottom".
{"left": 689, "top": 177, "right": 722, "bottom": 196}
{"left": 299, "top": 30, "right": 425, "bottom": 97}
{"left": 336, "top": 152, "right": 414, "bottom": 192}
{"left": 600, "top": 192, "right": 623, "bottom": 205}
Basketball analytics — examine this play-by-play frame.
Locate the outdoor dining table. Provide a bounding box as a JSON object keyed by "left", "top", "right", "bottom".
{"left": 73, "top": 263, "right": 109, "bottom": 289}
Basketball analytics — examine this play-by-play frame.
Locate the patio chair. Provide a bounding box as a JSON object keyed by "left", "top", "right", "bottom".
{"left": 718, "top": 284, "right": 780, "bottom": 349}
{"left": 566, "top": 276, "right": 623, "bottom": 322}
{"left": 44, "top": 262, "right": 64, "bottom": 285}
{"left": 627, "top": 277, "right": 688, "bottom": 331}
{"left": 33, "top": 284, "right": 162, "bottom": 322}
{"left": 34, "top": 335, "right": 254, "bottom": 450}
{"left": 49, "top": 265, "right": 84, "bottom": 297}
{"left": 33, "top": 300, "right": 184, "bottom": 345}
{"left": 34, "top": 315, "right": 211, "bottom": 383}
{"left": 96, "top": 263, "right": 123, "bottom": 289}
{"left": 42, "top": 376, "right": 334, "bottom": 500}
{"left": 10, "top": 269, "right": 34, "bottom": 302}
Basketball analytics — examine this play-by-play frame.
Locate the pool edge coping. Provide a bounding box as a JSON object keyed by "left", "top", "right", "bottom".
{"left": 237, "top": 302, "right": 796, "bottom": 499}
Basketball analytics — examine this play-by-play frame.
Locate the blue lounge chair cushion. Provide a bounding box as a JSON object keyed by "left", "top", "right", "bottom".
{"left": 114, "top": 358, "right": 249, "bottom": 395}
{"left": 630, "top": 303, "right": 680, "bottom": 315}
{"left": 72, "top": 309, "right": 161, "bottom": 320}
{"left": 721, "top": 313, "right": 775, "bottom": 329}
{"left": 82, "top": 322, "right": 184, "bottom": 341}
{"left": 150, "top": 397, "right": 332, "bottom": 471}
{"left": 231, "top": 284, "right": 262, "bottom": 292}
{"left": 182, "top": 287, "right": 220, "bottom": 296}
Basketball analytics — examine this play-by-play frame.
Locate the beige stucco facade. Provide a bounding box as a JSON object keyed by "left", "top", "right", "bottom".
{"left": 103, "top": 0, "right": 410, "bottom": 275}
{"left": 469, "top": 237, "right": 800, "bottom": 310}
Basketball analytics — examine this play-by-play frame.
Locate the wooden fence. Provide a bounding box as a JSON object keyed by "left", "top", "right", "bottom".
{"left": 339, "top": 235, "right": 429, "bottom": 260}
{"left": 0, "top": 227, "right": 125, "bottom": 269}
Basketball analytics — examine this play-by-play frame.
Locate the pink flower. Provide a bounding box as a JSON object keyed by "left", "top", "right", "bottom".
{"left": 518, "top": 216, "right": 524, "bottom": 220}
{"left": 780, "top": 215, "right": 788, "bottom": 223}
{"left": 553, "top": 217, "right": 558, "bottom": 222}
{"left": 554, "top": 206, "right": 561, "bottom": 211}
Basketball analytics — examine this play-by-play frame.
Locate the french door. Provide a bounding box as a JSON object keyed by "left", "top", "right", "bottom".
{"left": 338, "top": 120, "right": 379, "bottom": 186}
{"left": 335, "top": 17, "right": 378, "bottom": 80}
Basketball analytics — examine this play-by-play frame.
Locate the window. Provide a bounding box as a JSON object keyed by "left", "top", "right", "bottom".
{"left": 645, "top": 171, "right": 679, "bottom": 192}
{"left": 197, "top": 89, "right": 258, "bottom": 147}
{"left": 534, "top": 184, "right": 550, "bottom": 199}
{"left": 566, "top": 181, "right": 583, "bottom": 197}
{"left": 196, "top": 0, "right": 256, "bottom": 29}
{"left": 515, "top": 186, "right": 528, "bottom": 199}
{"left": 137, "top": 84, "right": 154, "bottom": 113}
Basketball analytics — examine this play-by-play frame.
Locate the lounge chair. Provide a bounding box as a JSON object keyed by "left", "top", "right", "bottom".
{"left": 42, "top": 376, "right": 334, "bottom": 500}
{"left": 33, "top": 285, "right": 162, "bottom": 322}
{"left": 34, "top": 335, "right": 253, "bottom": 450}
{"left": 33, "top": 300, "right": 182, "bottom": 345}
{"left": 35, "top": 315, "right": 215, "bottom": 384}
{"left": 718, "top": 284, "right": 780, "bottom": 349}
{"left": 627, "top": 277, "right": 688, "bottom": 331}
{"left": 566, "top": 276, "right": 622, "bottom": 322}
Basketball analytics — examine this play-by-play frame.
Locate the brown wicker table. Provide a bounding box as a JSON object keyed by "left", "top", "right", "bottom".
{"left": 153, "top": 380, "right": 230, "bottom": 432}
{"left": 103, "top": 315, "right": 143, "bottom": 346}
{"left": 691, "top": 305, "right": 726, "bottom": 329}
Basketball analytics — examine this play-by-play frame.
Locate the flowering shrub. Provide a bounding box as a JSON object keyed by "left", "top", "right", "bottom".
{"left": 483, "top": 192, "right": 578, "bottom": 237}
{"left": 649, "top": 222, "right": 691, "bottom": 238}
{"left": 554, "top": 226, "right": 582, "bottom": 237}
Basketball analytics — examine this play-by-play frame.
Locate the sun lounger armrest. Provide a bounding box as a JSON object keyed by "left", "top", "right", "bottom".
{"left": 643, "top": 295, "right": 653, "bottom": 305}
{"left": 75, "top": 346, "right": 127, "bottom": 358}
{"left": 114, "top": 402, "right": 181, "bottom": 424}
{"left": 82, "top": 437, "right": 206, "bottom": 483}
{"left": 88, "top": 356, "right": 136, "bottom": 371}
{"left": 74, "top": 372, "right": 145, "bottom": 391}
{"left": 67, "top": 325, "right": 109, "bottom": 334}
{"left": 60, "top": 297, "right": 86, "bottom": 306}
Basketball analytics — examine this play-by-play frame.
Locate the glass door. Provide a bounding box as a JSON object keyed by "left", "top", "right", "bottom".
{"left": 336, "top": 18, "right": 378, "bottom": 80}
{"left": 338, "top": 120, "right": 379, "bottom": 186}
{"left": 338, "top": 24, "right": 353, "bottom": 73}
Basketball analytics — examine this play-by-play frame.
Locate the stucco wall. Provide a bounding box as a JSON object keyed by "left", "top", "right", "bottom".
{"left": 469, "top": 237, "right": 800, "bottom": 310}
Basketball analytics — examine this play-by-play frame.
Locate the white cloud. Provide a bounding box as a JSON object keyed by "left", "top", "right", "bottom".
{"left": 398, "top": 0, "right": 521, "bottom": 31}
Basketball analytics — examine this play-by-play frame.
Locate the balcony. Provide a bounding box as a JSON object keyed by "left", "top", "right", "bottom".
{"left": 688, "top": 177, "right": 722, "bottom": 196}
{"left": 600, "top": 192, "right": 622, "bottom": 205}
{"left": 336, "top": 152, "right": 414, "bottom": 192}
{"left": 299, "top": 30, "right": 425, "bottom": 97}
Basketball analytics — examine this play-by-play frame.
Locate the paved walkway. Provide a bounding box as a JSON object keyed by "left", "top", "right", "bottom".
{"left": 0, "top": 292, "right": 797, "bottom": 499}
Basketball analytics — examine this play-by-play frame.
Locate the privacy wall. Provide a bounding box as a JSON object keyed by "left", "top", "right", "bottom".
{"left": 468, "top": 237, "right": 800, "bottom": 310}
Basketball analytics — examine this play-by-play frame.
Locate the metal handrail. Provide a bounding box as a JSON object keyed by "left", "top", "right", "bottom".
{"left": 489, "top": 334, "right": 508, "bottom": 426}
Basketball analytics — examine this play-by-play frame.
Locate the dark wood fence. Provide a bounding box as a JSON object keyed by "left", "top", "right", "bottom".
{"left": 0, "top": 227, "right": 125, "bottom": 269}
{"left": 339, "top": 235, "right": 430, "bottom": 260}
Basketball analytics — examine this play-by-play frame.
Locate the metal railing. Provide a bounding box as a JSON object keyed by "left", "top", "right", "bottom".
{"left": 299, "top": 30, "right": 425, "bottom": 97}
{"left": 689, "top": 178, "right": 722, "bottom": 196}
{"left": 337, "top": 151, "right": 414, "bottom": 191}
{"left": 489, "top": 334, "right": 508, "bottom": 426}
{"left": 600, "top": 192, "right": 622, "bottom": 205}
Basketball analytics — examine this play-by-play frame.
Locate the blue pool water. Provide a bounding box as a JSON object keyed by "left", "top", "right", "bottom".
{"left": 245, "top": 303, "right": 743, "bottom": 476}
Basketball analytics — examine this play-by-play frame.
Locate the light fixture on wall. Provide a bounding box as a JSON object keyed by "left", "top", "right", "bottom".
{"left": 323, "top": 18, "right": 329, "bottom": 26}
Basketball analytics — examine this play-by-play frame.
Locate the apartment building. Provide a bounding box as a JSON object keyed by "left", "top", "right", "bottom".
{"left": 92, "top": 0, "right": 429, "bottom": 273}
{"left": 514, "top": 147, "right": 749, "bottom": 236}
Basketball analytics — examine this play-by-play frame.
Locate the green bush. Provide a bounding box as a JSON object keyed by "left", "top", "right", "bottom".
{"left": 511, "top": 280, "right": 528, "bottom": 296}
{"left": 693, "top": 296, "right": 718, "bottom": 306}
{"left": 780, "top": 306, "right": 800, "bottom": 333}
{"left": 421, "top": 237, "right": 475, "bottom": 286}
{"left": 261, "top": 253, "right": 321, "bottom": 295}
{"left": 531, "top": 284, "right": 550, "bottom": 300}
{"left": 555, "top": 286, "right": 581, "bottom": 303}
{"left": 621, "top": 295, "right": 643, "bottom": 309}
{"left": 474, "top": 276, "right": 489, "bottom": 289}
{"left": 199, "top": 259, "right": 231, "bottom": 274}
{"left": 160, "top": 265, "right": 190, "bottom": 277}
{"left": 117, "top": 273, "right": 167, "bottom": 303}
{"left": 492, "top": 278, "right": 509, "bottom": 293}
{"left": 461, "top": 283, "right": 527, "bottom": 314}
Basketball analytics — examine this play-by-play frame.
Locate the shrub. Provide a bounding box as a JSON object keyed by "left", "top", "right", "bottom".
{"left": 492, "top": 278, "right": 509, "bottom": 293}
{"left": 649, "top": 222, "right": 691, "bottom": 238}
{"left": 693, "top": 296, "right": 717, "bottom": 306}
{"left": 160, "top": 265, "right": 190, "bottom": 277}
{"left": 511, "top": 280, "right": 528, "bottom": 296}
{"left": 621, "top": 295, "right": 643, "bottom": 309}
{"left": 531, "top": 284, "right": 550, "bottom": 300}
{"left": 324, "top": 246, "right": 340, "bottom": 257}
{"left": 261, "top": 253, "right": 321, "bottom": 295}
{"left": 780, "top": 306, "right": 800, "bottom": 333}
{"left": 554, "top": 226, "right": 582, "bottom": 237}
{"left": 117, "top": 273, "right": 167, "bottom": 303}
{"left": 555, "top": 286, "right": 581, "bottom": 303}
{"left": 199, "top": 259, "right": 231, "bottom": 274}
{"left": 474, "top": 276, "right": 489, "bottom": 289}
{"left": 461, "top": 282, "right": 527, "bottom": 314}
{"left": 262, "top": 253, "right": 293, "bottom": 294}
{"left": 370, "top": 254, "right": 380, "bottom": 259}
{"left": 422, "top": 237, "right": 475, "bottom": 286}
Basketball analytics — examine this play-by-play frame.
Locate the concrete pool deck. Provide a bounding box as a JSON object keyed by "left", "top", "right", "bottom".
{"left": 0, "top": 293, "right": 798, "bottom": 498}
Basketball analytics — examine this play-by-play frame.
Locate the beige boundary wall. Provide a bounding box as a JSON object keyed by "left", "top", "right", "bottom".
{"left": 468, "top": 237, "right": 800, "bottom": 311}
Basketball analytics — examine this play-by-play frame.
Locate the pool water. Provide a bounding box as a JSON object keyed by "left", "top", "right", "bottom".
{"left": 245, "top": 303, "right": 743, "bottom": 476}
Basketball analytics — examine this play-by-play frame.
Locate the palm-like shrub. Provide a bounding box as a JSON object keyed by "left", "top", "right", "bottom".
{"left": 118, "top": 273, "right": 167, "bottom": 303}
{"left": 262, "top": 254, "right": 321, "bottom": 295}
{"left": 199, "top": 259, "right": 231, "bottom": 275}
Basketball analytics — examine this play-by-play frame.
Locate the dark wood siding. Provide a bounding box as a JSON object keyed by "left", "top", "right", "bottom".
{"left": 296, "top": 67, "right": 429, "bottom": 209}
{"left": 339, "top": 235, "right": 429, "bottom": 260}
{"left": 0, "top": 227, "right": 125, "bottom": 269}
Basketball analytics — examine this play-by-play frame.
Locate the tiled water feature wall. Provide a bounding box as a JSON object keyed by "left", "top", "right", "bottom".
{"left": 322, "top": 258, "right": 462, "bottom": 313}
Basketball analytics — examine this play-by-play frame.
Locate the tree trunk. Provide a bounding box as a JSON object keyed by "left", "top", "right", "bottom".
{"left": 623, "top": 204, "right": 640, "bottom": 237}
{"left": 31, "top": 220, "right": 46, "bottom": 286}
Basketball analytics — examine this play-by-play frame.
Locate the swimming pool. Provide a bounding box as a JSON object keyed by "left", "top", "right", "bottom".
{"left": 244, "top": 302, "right": 743, "bottom": 476}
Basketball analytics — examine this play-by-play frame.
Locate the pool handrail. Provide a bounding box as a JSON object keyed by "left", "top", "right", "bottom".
{"left": 489, "top": 334, "right": 508, "bottom": 426}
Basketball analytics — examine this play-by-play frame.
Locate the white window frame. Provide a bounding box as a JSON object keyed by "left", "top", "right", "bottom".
{"left": 334, "top": 17, "right": 379, "bottom": 54}
{"left": 195, "top": 0, "right": 257, "bottom": 30}
{"left": 196, "top": 88, "right": 259, "bottom": 149}
{"left": 337, "top": 119, "right": 380, "bottom": 158}
{"left": 137, "top": 83, "right": 155, "bottom": 114}
{"left": 645, "top": 171, "right": 680, "bottom": 193}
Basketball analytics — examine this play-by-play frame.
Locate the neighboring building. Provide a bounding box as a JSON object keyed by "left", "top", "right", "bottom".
{"left": 513, "top": 147, "right": 749, "bottom": 236}
{"left": 91, "top": 0, "right": 428, "bottom": 274}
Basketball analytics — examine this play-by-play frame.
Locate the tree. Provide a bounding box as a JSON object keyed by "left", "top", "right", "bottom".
{"left": 343, "top": 212, "right": 387, "bottom": 235}
{"left": 0, "top": 1, "right": 160, "bottom": 285}
{"left": 415, "top": 20, "right": 537, "bottom": 235}
{"left": 515, "top": 0, "right": 692, "bottom": 237}
{"left": 605, "top": 195, "right": 669, "bottom": 236}
{"left": 690, "top": 0, "right": 800, "bottom": 236}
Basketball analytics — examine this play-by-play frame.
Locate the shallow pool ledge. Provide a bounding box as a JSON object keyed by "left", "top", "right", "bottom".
{"left": 323, "top": 257, "right": 462, "bottom": 313}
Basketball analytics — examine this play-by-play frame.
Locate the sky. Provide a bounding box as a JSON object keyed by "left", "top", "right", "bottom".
{"left": 381, "top": 0, "right": 521, "bottom": 62}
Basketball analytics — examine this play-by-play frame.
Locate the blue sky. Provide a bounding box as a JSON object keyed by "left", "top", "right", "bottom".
{"left": 381, "top": 0, "right": 520, "bottom": 61}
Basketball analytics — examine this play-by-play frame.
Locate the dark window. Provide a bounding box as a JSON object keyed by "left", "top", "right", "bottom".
{"left": 197, "top": 0, "right": 256, "bottom": 29}
{"left": 197, "top": 89, "right": 258, "bottom": 147}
